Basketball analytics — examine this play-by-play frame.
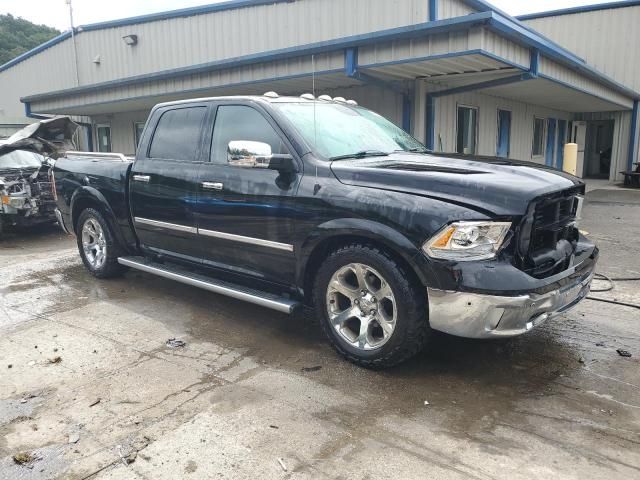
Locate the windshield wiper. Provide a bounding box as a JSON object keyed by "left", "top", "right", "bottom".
{"left": 394, "top": 148, "right": 430, "bottom": 154}
{"left": 330, "top": 150, "right": 390, "bottom": 161}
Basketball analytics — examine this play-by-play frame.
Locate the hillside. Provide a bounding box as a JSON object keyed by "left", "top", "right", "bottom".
{"left": 0, "top": 14, "right": 60, "bottom": 66}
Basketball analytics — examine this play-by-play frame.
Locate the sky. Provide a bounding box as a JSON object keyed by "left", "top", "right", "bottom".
{"left": 0, "top": 0, "right": 626, "bottom": 31}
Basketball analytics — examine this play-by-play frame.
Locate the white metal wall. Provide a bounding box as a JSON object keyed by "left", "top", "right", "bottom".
{"left": 523, "top": 6, "right": 640, "bottom": 93}
{"left": 92, "top": 110, "right": 150, "bottom": 156}
{"left": 31, "top": 51, "right": 347, "bottom": 113}
{"left": 539, "top": 57, "right": 633, "bottom": 110}
{"left": 429, "top": 83, "right": 572, "bottom": 163}
{"left": 438, "top": 0, "right": 477, "bottom": 19}
{"left": 0, "top": 0, "right": 430, "bottom": 120}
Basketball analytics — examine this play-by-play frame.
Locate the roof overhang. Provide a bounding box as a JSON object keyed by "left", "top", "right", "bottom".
{"left": 19, "top": 9, "right": 639, "bottom": 117}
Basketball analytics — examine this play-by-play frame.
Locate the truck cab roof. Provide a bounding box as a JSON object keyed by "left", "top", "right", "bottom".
{"left": 154, "top": 93, "right": 359, "bottom": 109}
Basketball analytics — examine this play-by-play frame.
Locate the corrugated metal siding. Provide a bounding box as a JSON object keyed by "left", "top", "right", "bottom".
{"left": 539, "top": 57, "right": 633, "bottom": 109}
{"left": 0, "top": 126, "right": 24, "bottom": 138}
{"left": 0, "top": 40, "right": 76, "bottom": 118}
{"left": 32, "top": 52, "right": 346, "bottom": 113}
{"left": 575, "top": 110, "right": 632, "bottom": 181}
{"left": 72, "top": 0, "right": 428, "bottom": 85}
{"left": 93, "top": 110, "right": 150, "bottom": 156}
{"left": 358, "top": 31, "right": 471, "bottom": 67}
{"left": 438, "top": 0, "right": 477, "bottom": 19}
{"left": 481, "top": 30, "right": 530, "bottom": 70}
{"left": 430, "top": 82, "right": 571, "bottom": 162}
{"left": 523, "top": 6, "right": 640, "bottom": 93}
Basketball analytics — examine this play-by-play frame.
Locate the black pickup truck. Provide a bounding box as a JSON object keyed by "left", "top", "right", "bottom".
{"left": 53, "top": 94, "right": 598, "bottom": 368}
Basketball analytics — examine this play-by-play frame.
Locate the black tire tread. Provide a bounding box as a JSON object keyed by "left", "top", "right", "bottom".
{"left": 313, "top": 243, "right": 430, "bottom": 369}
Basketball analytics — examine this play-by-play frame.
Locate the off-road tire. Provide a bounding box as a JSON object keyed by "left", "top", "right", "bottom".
{"left": 313, "top": 243, "right": 431, "bottom": 369}
{"left": 76, "top": 208, "right": 127, "bottom": 279}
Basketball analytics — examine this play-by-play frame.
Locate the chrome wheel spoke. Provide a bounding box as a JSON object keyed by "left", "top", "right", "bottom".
{"left": 81, "top": 217, "right": 107, "bottom": 269}
{"left": 330, "top": 306, "right": 359, "bottom": 328}
{"left": 329, "top": 279, "right": 358, "bottom": 301}
{"left": 352, "top": 264, "right": 369, "bottom": 290}
{"left": 357, "top": 317, "right": 373, "bottom": 349}
{"left": 374, "top": 282, "right": 393, "bottom": 302}
{"left": 326, "top": 262, "right": 397, "bottom": 352}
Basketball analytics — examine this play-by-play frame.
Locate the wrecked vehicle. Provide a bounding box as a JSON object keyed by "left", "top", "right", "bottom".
{"left": 0, "top": 117, "right": 78, "bottom": 237}
{"left": 52, "top": 95, "right": 598, "bottom": 368}
{"left": 0, "top": 150, "right": 57, "bottom": 235}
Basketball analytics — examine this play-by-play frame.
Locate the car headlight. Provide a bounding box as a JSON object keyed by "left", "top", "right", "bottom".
{"left": 423, "top": 221, "right": 512, "bottom": 261}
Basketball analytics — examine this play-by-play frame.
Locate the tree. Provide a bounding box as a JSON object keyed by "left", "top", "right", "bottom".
{"left": 0, "top": 14, "right": 60, "bottom": 66}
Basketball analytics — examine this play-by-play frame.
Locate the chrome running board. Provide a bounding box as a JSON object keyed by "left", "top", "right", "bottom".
{"left": 118, "top": 256, "right": 299, "bottom": 314}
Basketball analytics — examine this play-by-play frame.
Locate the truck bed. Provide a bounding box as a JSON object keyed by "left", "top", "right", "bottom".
{"left": 53, "top": 152, "right": 137, "bottom": 249}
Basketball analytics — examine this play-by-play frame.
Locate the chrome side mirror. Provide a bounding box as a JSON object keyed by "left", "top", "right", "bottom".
{"left": 227, "top": 141, "right": 272, "bottom": 168}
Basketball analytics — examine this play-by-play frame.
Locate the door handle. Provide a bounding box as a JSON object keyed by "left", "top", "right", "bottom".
{"left": 202, "top": 182, "right": 224, "bottom": 191}
{"left": 133, "top": 175, "right": 150, "bottom": 183}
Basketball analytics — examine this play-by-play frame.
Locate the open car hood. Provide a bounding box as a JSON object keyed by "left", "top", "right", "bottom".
{"left": 0, "top": 117, "right": 78, "bottom": 159}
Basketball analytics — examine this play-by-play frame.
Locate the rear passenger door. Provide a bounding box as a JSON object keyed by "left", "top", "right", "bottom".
{"left": 130, "top": 104, "right": 208, "bottom": 260}
{"left": 195, "top": 103, "right": 302, "bottom": 286}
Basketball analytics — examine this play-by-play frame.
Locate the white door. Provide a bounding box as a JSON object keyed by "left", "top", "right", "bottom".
{"left": 572, "top": 121, "right": 587, "bottom": 177}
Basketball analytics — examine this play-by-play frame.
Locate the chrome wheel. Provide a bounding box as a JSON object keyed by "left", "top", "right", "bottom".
{"left": 81, "top": 217, "right": 107, "bottom": 270}
{"left": 326, "top": 263, "right": 397, "bottom": 351}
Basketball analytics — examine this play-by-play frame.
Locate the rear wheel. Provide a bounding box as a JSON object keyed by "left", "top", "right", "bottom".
{"left": 314, "top": 244, "right": 430, "bottom": 369}
{"left": 76, "top": 208, "right": 127, "bottom": 278}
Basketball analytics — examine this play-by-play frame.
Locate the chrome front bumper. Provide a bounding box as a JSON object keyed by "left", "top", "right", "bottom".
{"left": 427, "top": 273, "right": 594, "bottom": 339}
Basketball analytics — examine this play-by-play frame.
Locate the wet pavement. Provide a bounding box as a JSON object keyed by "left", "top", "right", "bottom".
{"left": 1, "top": 193, "right": 639, "bottom": 480}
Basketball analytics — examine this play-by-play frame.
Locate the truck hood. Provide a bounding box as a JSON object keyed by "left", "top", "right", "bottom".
{"left": 330, "top": 153, "right": 583, "bottom": 216}
{"left": 0, "top": 117, "right": 78, "bottom": 159}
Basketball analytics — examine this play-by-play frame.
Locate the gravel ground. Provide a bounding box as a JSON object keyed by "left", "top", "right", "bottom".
{"left": 0, "top": 189, "right": 639, "bottom": 480}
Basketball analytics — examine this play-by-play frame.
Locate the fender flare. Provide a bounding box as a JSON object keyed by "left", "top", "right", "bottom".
{"left": 70, "top": 186, "right": 128, "bottom": 248}
{"left": 297, "top": 218, "right": 432, "bottom": 288}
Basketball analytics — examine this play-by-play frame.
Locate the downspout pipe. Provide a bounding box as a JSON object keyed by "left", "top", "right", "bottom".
{"left": 628, "top": 100, "right": 639, "bottom": 172}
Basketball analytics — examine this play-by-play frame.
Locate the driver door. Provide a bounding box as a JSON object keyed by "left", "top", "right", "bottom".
{"left": 195, "top": 103, "right": 302, "bottom": 286}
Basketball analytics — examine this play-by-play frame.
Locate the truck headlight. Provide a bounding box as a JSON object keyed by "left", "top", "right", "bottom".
{"left": 423, "top": 221, "right": 511, "bottom": 261}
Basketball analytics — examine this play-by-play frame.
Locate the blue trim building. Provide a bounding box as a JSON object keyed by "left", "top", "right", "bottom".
{"left": 1, "top": 0, "right": 639, "bottom": 181}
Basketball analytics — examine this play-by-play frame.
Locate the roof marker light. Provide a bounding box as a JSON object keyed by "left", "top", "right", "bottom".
{"left": 346, "top": 100, "right": 358, "bottom": 106}
{"left": 333, "top": 97, "right": 347, "bottom": 103}
{"left": 318, "top": 95, "right": 333, "bottom": 101}
{"left": 300, "top": 93, "right": 315, "bottom": 100}
{"left": 263, "top": 91, "right": 279, "bottom": 98}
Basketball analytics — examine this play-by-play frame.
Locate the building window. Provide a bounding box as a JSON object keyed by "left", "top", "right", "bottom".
{"left": 532, "top": 117, "right": 546, "bottom": 157}
{"left": 496, "top": 109, "right": 511, "bottom": 158}
{"left": 148, "top": 107, "right": 207, "bottom": 161}
{"left": 134, "top": 121, "right": 145, "bottom": 149}
{"left": 96, "top": 124, "right": 112, "bottom": 153}
{"left": 456, "top": 105, "right": 478, "bottom": 155}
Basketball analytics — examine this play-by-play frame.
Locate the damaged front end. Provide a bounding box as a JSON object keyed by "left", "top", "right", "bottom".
{"left": 0, "top": 118, "right": 78, "bottom": 234}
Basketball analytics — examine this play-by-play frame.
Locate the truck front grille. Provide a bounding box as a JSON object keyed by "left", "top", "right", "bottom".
{"left": 518, "top": 187, "right": 583, "bottom": 279}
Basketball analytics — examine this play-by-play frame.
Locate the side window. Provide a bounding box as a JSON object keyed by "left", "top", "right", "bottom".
{"left": 148, "top": 107, "right": 206, "bottom": 161}
{"left": 211, "top": 105, "right": 287, "bottom": 164}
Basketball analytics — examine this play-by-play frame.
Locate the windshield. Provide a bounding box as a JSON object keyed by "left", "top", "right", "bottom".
{"left": 273, "top": 102, "right": 427, "bottom": 159}
{"left": 0, "top": 150, "right": 43, "bottom": 170}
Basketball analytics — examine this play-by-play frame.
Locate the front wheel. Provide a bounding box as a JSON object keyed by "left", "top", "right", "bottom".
{"left": 314, "top": 244, "right": 431, "bottom": 369}
{"left": 76, "top": 208, "right": 127, "bottom": 278}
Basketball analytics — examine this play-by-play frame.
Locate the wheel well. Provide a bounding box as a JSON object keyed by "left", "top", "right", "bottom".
{"left": 303, "top": 234, "right": 424, "bottom": 304}
{"left": 71, "top": 197, "right": 103, "bottom": 233}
